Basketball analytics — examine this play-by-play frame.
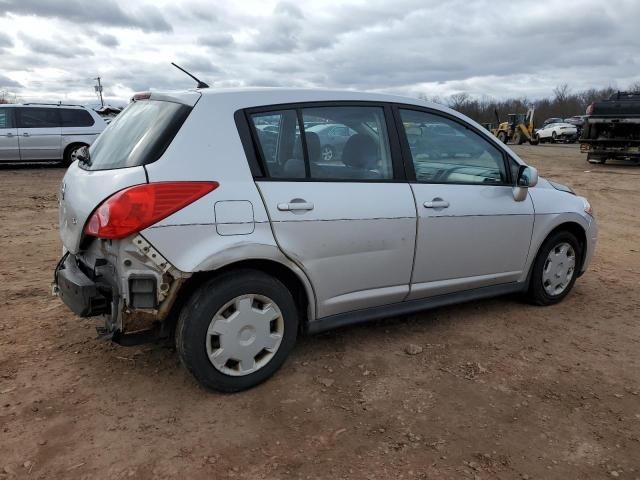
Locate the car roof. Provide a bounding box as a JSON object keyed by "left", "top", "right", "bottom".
{"left": 0, "top": 104, "right": 89, "bottom": 110}
{"left": 151, "top": 87, "right": 446, "bottom": 112}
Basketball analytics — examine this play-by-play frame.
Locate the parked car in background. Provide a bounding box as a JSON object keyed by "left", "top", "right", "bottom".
{"left": 542, "top": 117, "right": 564, "bottom": 127}
{"left": 0, "top": 104, "right": 106, "bottom": 165}
{"left": 564, "top": 116, "right": 587, "bottom": 127}
{"left": 53, "top": 88, "right": 597, "bottom": 392}
{"left": 305, "top": 123, "right": 356, "bottom": 162}
{"left": 536, "top": 122, "right": 578, "bottom": 143}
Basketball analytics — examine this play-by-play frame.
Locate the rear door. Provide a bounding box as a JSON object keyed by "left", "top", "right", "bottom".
{"left": 0, "top": 107, "right": 19, "bottom": 161}
{"left": 249, "top": 103, "right": 416, "bottom": 319}
{"left": 396, "top": 106, "right": 534, "bottom": 299}
{"left": 16, "top": 107, "right": 62, "bottom": 160}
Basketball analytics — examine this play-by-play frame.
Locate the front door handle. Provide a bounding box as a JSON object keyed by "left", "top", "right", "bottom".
{"left": 5, "top": 132, "right": 14, "bottom": 137}
{"left": 424, "top": 199, "right": 450, "bottom": 209}
{"left": 277, "top": 201, "right": 314, "bottom": 212}
{"left": 22, "top": 132, "right": 30, "bottom": 137}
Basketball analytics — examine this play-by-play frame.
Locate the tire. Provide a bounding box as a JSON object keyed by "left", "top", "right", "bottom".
{"left": 529, "top": 134, "right": 540, "bottom": 146}
{"left": 320, "top": 145, "right": 335, "bottom": 162}
{"left": 497, "top": 131, "right": 507, "bottom": 144}
{"left": 551, "top": 131, "right": 557, "bottom": 143}
{"left": 63, "top": 143, "right": 87, "bottom": 167}
{"left": 528, "top": 231, "right": 582, "bottom": 306}
{"left": 176, "top": 269, "right": 299, "bottom": 392}
{"left": 512, "top": 132, "right": 522, "bottom": 145}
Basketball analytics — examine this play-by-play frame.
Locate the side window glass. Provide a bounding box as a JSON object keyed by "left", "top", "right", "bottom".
{"left": 60, "top": 109, "right": 95, "bottom": 127}
{"left": 302, "top": 106, "right": 393, "bottom": 180}
{"left": 250, "top": 110, "right": 304, "bottom": 178}
{"left": 0, "top": 109, "right": 13, "bottom": 128}
{"left": 18, "top": 108, "right": 60, "bottom": 128}
{"left": 399, "top": 109, "right": 507, "bottom": 184}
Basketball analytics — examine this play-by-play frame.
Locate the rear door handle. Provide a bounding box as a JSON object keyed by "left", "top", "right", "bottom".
{"left": 277, "top": 201, "right": 314, "bottom": 212}
{"left": 22, "top": 132, "right": 30, "bottom": 137}
{"left": 5, "top": 132, "right": 14, "bottom": 137}
{"left": 423, "top": 199, "right": 450, "bottom": 209}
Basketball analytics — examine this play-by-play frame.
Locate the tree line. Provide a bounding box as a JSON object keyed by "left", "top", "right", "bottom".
{"left": 420, "top": 82, "right": 640, "bottom": 126}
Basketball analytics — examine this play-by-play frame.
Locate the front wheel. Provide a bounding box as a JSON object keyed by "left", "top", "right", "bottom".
{"left": 528, "top": 231, "right": 582, "bottom": 306}
{"left": 176, "top": 270, "right": 299, "bottom": 392}
{"left": 497, "top": 131, "right": 507, "bottom": 143}
{"left": 529, "top": 134, "right": 540, "bottom": 145}
{"left": 551, "top": 131, "right": 557, "bottom": 143}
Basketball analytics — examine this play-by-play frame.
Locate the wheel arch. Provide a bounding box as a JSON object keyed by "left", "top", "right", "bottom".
{"left": 526, "top": 220, "right": 588, "bottom": 286}
{"left": 162, "top": 258, "right": 315, "bottom": 339}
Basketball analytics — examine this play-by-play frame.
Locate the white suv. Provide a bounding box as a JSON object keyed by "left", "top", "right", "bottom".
{"left": 0, "top": 104, "right": 106, "bottom": 165}
{"left": 54, "top": 89, "right": 597, "bottom": 392}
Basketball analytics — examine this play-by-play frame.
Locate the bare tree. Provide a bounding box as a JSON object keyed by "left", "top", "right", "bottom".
{"left": 448, "top": 92, "right": 471, "bottom": 111}
{"left": 553, "top": 83, "right": 571, "bottom": 103}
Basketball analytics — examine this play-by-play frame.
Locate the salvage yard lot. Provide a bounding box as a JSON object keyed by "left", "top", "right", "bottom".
{"left": 1, "top": 144, "right": 639, "bottom": 479}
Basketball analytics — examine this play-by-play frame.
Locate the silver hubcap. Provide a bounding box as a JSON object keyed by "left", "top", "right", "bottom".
{"left": 321, "top": 147, "right": 333, "bottom": 161}
{"left": 206, "top": 294, "right": 284, "bottom": 376}
{"left": 542, "top": 242, "right": 576, "bottom": 296}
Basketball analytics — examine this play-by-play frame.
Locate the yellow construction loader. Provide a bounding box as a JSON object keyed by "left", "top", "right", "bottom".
{"left": 491, "top": 107, "right": 539, "bottom": 145}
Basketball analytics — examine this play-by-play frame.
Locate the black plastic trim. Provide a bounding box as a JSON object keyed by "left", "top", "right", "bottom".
{"left": 307, "top": 282, "right": 527, "bottom": 334}
{"left": 234, "top": 109, "right": 264, "bottom": 177}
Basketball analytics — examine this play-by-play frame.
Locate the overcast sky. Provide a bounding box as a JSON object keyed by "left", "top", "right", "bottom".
{"left": 0, "top": 0, "right": 638, "bottom": 106}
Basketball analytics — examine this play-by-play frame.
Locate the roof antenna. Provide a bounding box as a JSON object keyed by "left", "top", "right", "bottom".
{"left": 171, "top": 62, "right": 210, "bottom": 89}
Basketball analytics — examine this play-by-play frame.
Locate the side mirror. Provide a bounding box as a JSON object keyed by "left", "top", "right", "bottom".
{"left": 513, "top": 165, "right": 538, "bottom": 201}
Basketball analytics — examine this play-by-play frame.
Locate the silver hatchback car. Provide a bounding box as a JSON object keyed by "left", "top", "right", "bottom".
{"left": 54, "top": 89, "right": 597, "bottom": 392}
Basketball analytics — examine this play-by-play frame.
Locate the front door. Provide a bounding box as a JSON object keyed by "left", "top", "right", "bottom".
{"left": 0, "top": 107, "right": 20, "bottom": 162}
{"left": 249, "top": 104, "right": 416, "bottom": 318}
{"left": 16, "top": 107, "right": 61, "bottom": 161}
{"left": 396, "top": 107, "right": 534, "bottom": 299}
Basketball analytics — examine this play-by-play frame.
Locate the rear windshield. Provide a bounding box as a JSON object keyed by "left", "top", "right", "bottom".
{"left": 83, "top": 100, "right": 191, "bottom": 170}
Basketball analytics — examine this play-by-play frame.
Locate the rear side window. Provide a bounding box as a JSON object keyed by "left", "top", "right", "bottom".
{"left": 249, "top": 105, "right": 393, "bottom": 181}
{"left": 84, "top": 100, "right": 191, "bottom": 171}
{"left": 60, "top": 108, "right": 95, "bottom": 127}
{"left": 0, "top": 108, "right": 14, "bottom": 128}
{"left": 17, "top": 108, "right": 60, "bottom": 128}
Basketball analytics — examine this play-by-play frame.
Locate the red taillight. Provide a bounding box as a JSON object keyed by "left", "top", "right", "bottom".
{"left": 84, "top": 182, "right": 218, "bottom": 239}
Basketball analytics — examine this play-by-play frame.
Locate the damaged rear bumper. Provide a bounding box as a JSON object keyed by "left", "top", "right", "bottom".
{"left": 53, "top": 235, "right": 189, "bottom": 344}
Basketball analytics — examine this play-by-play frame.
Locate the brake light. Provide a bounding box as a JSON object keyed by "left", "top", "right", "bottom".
{"left": 84, "top": 182, "right": 218, "bottom": 239}
{"left": 133, "top": 92, "right": 152, "bottom": 101}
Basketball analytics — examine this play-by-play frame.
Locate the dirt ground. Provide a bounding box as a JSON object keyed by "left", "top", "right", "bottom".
{"left": 1, "top": 144, "right": 639, "bottom": 479}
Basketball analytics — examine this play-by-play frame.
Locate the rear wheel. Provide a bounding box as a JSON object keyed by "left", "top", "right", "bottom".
{"left": 528, "top": 231, "right": 582, "bottom": 306}
{"left": 497, "top": 131, "right": 507, "bottom": 143}
{"left": 587, "top": 153, "right": 606, "bottom": 164}
{"left": 176, "top": 270, "right": 299, "bottom": 392}
{"left": 529, "top": 134, "right": 540, "bottom": 145}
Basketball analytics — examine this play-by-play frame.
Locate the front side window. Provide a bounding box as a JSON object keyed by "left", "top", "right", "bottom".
{"left": 250, "top": 105, "right": 393, "bottom": 181}
{"left": 399, "top": 109, "right": 507, "bottom": 184}
{"left": 17, "top": 108, "right": 60, "bottom": 128}
{"left": 0, "top": 108, "right": 13, "bottom": 128}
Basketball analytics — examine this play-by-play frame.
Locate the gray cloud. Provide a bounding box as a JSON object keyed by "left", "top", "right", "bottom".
{"left": 19, "top": 33, "right": 94, "bottom": 58}
{"left": 198, "top": 33, "right": 234, "bottom": 48}
{"left": 0, "top": 31, "right": 13, "bottom": 48}
{"left": 0, "top": 73, "right": 22, "bottom": 88}
{"left": 96, "top": 34, "right": 119, "bottom": 48}
{"left": 0, "top": 0, "right": 172, "bottom": 32}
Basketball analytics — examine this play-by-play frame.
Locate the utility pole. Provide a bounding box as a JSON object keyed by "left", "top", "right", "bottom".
{"left": 94, "top": 77, "right": 104, "bottom": 108}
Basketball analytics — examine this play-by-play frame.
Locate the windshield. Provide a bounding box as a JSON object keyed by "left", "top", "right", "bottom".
{"left": 83, "top": 100, "right": 191, "bottom": 171}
